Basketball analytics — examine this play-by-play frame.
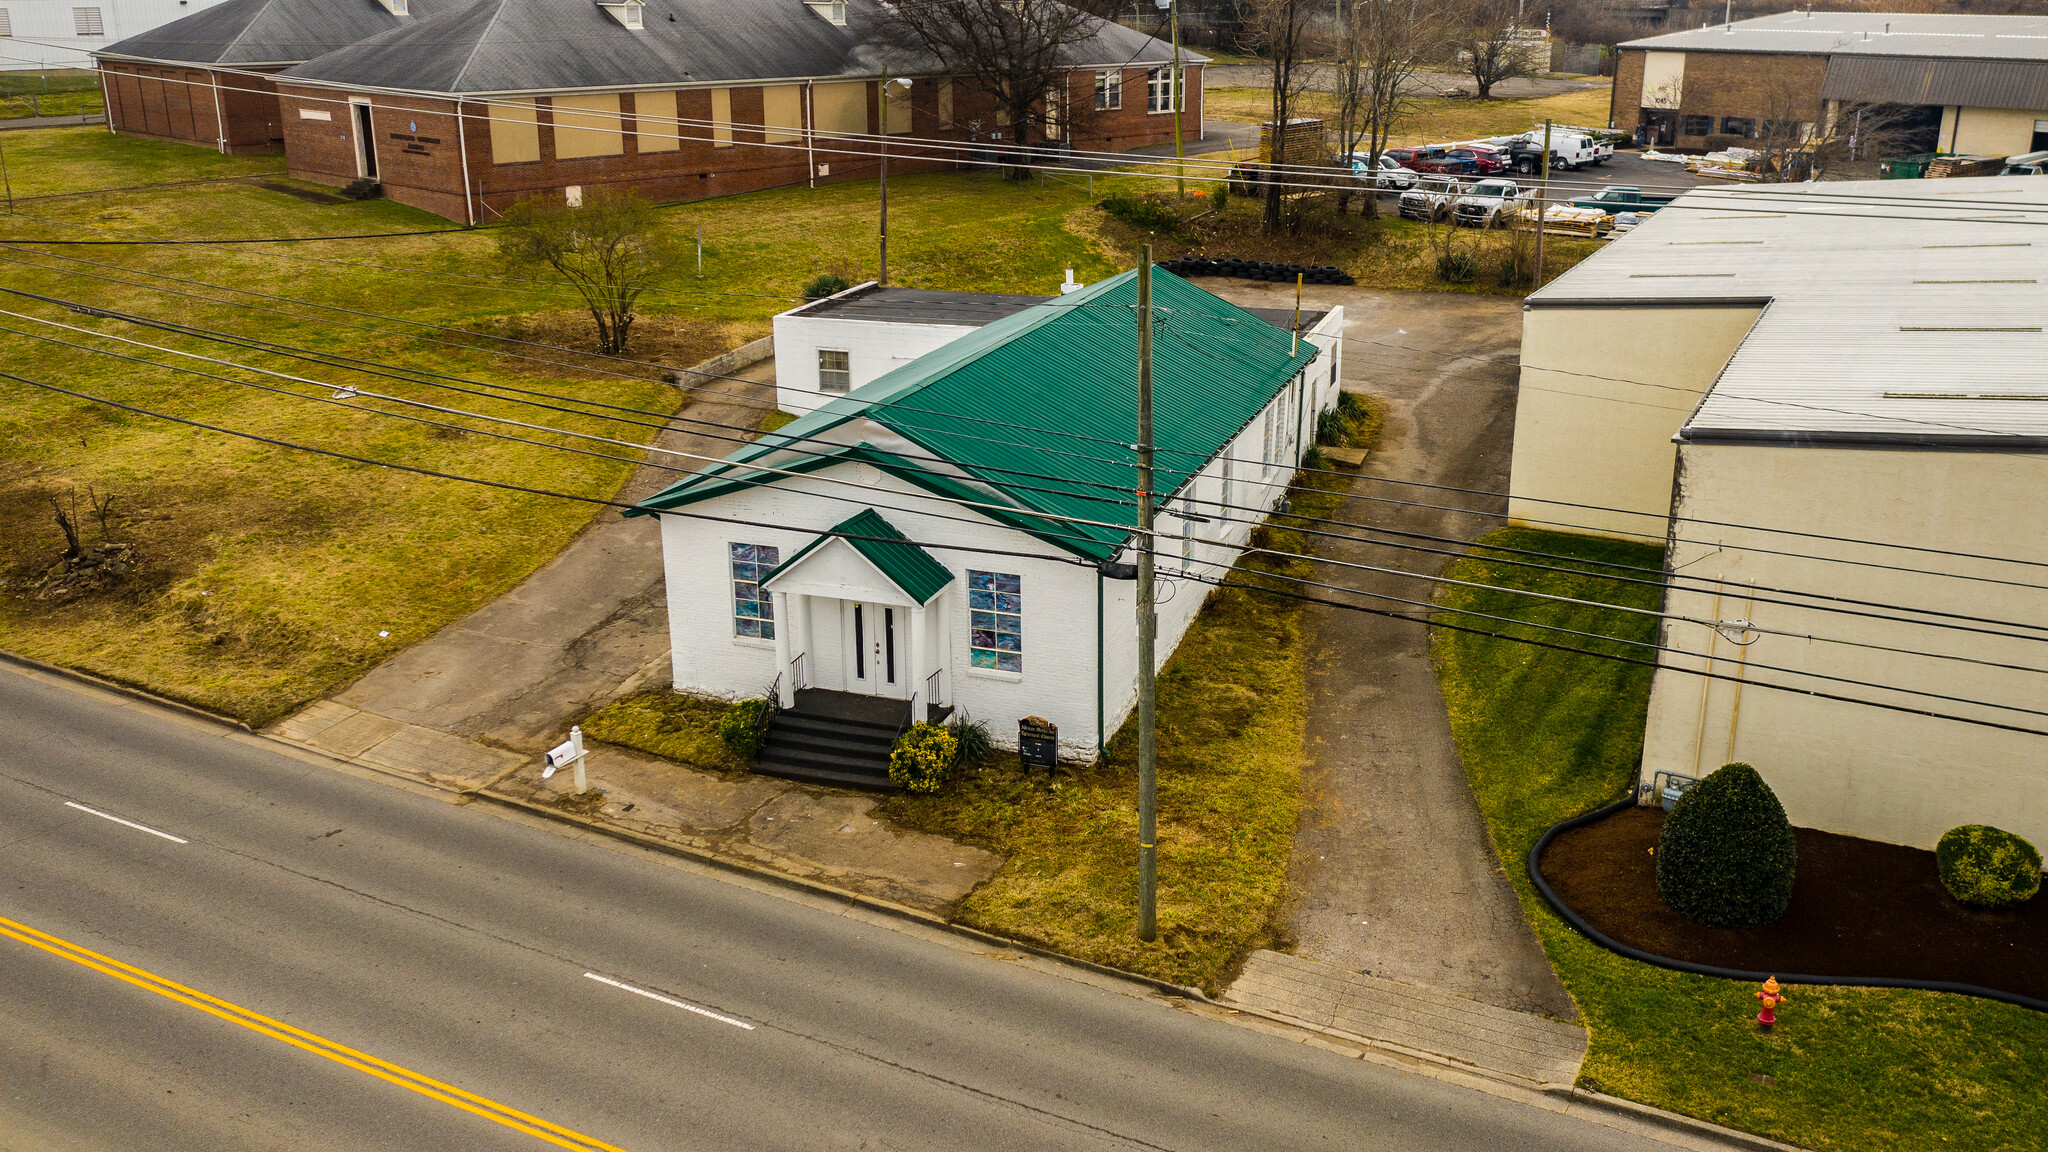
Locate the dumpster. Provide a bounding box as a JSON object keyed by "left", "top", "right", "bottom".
{"left": 1879, "top": 151, "right": 1941, "bottom": 179}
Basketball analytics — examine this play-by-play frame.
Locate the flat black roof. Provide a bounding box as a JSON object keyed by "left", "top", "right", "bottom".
{"left": 792, "top": 285, "right": 1326, "bottom": 331}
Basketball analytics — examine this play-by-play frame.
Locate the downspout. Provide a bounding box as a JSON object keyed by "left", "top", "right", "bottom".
{"left": 456, "top": 98, "right": 475, "bottom": 227}
{"left": 98, "top": 65, "right": 114, "bottom": 134}
{"left": 1096, "top": 570, "right": 1105, "bottom": 759}
{"left": 805, "top": 82, "right": 816, "bottom": 188}
{"left": 211, "top": 70, "right": 227, "bottom": 153}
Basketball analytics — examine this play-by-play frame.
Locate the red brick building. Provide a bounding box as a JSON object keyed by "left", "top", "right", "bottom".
{"left": 270, "top": 0, "right": 1199, "bottom": 223}
{"left": 94, "top": 0, "right": 464, "bottom": 155}
{"left": 1614, "top": 11, "right": 2048, "bottom": 154}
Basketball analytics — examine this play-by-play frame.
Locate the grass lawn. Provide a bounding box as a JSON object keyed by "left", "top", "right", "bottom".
{"left": 1434, "top": 528, "right": 2048, "bottom": 1152}
{"left": 580, "top": 690, "right": 749, "bottom": 773}
{"left": 1201, "top": 83, "right": 1613, "bottom": 147}
{"left": 0, "top": 69, "right": 101, "bottom": 120}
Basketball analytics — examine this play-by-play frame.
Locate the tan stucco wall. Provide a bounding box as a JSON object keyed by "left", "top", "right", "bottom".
{"left": 1506, "top": 303, "right": 1762, "bottom": 541}
{"left": 1937, "top": 105, "right": 2048, "bottom": 157}
{"left": 1641, "top": 443, "right": 2048, "bottom": 852}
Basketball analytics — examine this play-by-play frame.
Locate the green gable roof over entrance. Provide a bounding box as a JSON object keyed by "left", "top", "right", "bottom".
{"left": 630, "top": 268, "right": 1322, "bottom": 561}
{"left": 763, "top": 509, "right": 954, "bottom": 605}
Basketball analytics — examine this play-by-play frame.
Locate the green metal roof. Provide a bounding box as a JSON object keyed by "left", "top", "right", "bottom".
{"left": 631, "top": 267, "right": 1323, "bottom": 561}
{"left": 763, "top": 509, "right": 954, "bottom": 605}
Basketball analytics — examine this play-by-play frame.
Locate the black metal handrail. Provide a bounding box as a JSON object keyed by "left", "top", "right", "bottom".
{"left": 925, "top": 668, "right": 942, "bottom": 707}
{"left": 892, "top": 691, "right": 918, "bottom": 747}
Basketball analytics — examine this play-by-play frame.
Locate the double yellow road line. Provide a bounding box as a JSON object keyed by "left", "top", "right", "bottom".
{"left": 0, "top": 912, "right": 632, "bottom": 1152}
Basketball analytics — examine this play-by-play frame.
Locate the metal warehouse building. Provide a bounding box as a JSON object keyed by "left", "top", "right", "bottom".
{"left": 1614, "top": 11, "right": 2048, "bottom": 156}
{"left": 1506, "top": 176, "right": 2048, "bottom": 853}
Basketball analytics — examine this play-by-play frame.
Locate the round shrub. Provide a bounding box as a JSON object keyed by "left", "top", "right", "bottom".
{"left": 889, "top": 721, "right": 958, "bottom": 793}
{"left": 1937, "top": 824, "right": 2042, "bottom": 908}
{"left": 718, "top": 698, "right": 771, "bottom": 759}
{"left": 1656, "top": 762, "right": 1798, "bottom": 928}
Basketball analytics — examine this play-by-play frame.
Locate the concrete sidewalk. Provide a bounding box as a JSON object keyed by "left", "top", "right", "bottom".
{"left": 331, "top": 357, "right": 775, "bottom": 753}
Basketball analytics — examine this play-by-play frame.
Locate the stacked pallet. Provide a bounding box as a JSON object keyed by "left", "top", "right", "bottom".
{"left": 1926, "top": 155, "right": 2004, "bottom": 179}
{"left": 1515, "top": 204, "right": 1611, "bottom": 238}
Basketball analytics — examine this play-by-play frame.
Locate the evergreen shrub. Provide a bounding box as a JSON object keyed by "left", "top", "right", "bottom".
{"left": 1937, "top": 824, "right": 2042, "bottom": 908}
{"left": 802, "top": 273, "right": 852, "bottom": 299}
{"left": 1655, "top": 762, "right": 1798, "bottom": 928}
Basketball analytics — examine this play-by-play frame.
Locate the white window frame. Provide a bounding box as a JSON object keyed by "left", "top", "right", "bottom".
{"left": 729, "top": 542, "right": 780, "bottom": 642}
{"left": 817, "top": 348, "right": 851, "bottom": 393}
{"left": 1095, "top": 70, "right": 1121, "bottom": 112}
{"left": 1146, "top": 68, "right": 1180, "bottom": 115}
{"left": 966, "top": 570, "right": 1022, "bottom": 676}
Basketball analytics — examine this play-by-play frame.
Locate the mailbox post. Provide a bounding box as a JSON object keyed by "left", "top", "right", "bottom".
{"left": 1018, "top": 716, "right": 1058, "bottom": 778}
{"left": 544, "top": 725, "right": 589, "bottom": 792}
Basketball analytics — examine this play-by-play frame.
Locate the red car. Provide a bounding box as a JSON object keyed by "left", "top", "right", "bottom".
{"left": 1406, "top": 148, "right": 1474, "bottom": 176}
{"left": 1461, "top": 144, "right": 1508, "bottom": 174}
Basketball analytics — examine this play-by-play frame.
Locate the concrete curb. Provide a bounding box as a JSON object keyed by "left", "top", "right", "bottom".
{"left": 1546, "top": 1088, "right": 1808, "bottom": 1152}
{"left": 5, "top": 648, "right": 1802, "bottom": 1152}
{"left": 0, "top": 650, "right": 252, "bottom": 733}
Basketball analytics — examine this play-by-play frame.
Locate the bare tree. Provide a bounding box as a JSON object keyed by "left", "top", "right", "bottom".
{"left": 1333, "top": 0, "right": 1442, "bottom": 218}
{"left": 884, "top": 0, "right": 1107, "bottom": 178}
{"left": 1449, "top": 0, "right": 1539, "bottom": 100}
{"left": 49, "top": 491, "right": 81, "bottom": 559}
{"left": 498, "top": 189, "right": 680, "bottom": 355}
{"left": 1745, "top": 77, "right": 1934, "bottom": 182}
{"left": 1240, "top": 0, "right": 1316, "bottom": 232}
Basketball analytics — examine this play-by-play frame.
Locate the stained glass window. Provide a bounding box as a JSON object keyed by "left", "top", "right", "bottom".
{"left": 967, "top": 570, "right": 1022, "bottom": 673}
{"left": 730, "top": 542, "right": 779, "bottom": 639}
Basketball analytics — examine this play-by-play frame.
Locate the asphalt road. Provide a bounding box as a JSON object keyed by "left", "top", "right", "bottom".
{"left": 0, "top": 666, "right": 1679, "bottom": 1152}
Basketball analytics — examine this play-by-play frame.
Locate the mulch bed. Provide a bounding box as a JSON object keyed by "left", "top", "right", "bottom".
{"left": 1540, "top": 806, "right": 2048, "bottom": 1002}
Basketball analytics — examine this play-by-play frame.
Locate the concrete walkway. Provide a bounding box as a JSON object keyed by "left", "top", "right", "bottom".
{"left": 1208, "top": 284, "right": 1577, "bottom": 1078}
{"left": 332, "top": 358, "right": 777, "bottom": 753}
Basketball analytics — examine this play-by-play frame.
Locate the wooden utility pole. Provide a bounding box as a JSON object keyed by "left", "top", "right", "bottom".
{"left": 1170, "top": 0, "right": 1186, "bottom": 199}
{"left": 880, "top": 71, "right": 893, "bottom": 285}
{"left": 1136, "top": 245, "right": 1158, "bottom": 943}
{"left": 1533, "top": 119, "right": 1552, "bottom": 290}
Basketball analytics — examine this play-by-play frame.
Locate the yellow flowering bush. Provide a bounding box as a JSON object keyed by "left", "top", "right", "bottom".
{"left": 889, "top": 721, "right": 958, "bottom": 793}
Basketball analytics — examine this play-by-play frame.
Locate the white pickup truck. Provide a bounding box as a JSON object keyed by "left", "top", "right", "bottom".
{"left": 1451, "top": 178, "right": 1535, "bottom": 228}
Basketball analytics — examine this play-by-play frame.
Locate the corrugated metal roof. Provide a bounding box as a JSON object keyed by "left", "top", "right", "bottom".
{"left": 1527, "top": 176, "right": 2048, "bottom": 446}
{"left": 283, "top": 0, "right": 1195, "bottom": 95}
{"left": 634, "top": 267, "right": 1322, "bottom": 559}
{"left": 97, "top": 0, "right": 463, "bottom": 67}
{"left": 765, "top": 509, "right": 953, "bottom": 603}
{"left": 1821, "top": 55, "right": 2048, "bottom": 111}
{"left": 1623, "top": 11, "right": 2048, "bottom": 62}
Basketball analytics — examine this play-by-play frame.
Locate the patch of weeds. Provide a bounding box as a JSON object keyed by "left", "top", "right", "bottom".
{"left": 1098, "top": 193, "right": 1186, "bottom": 235}
{"left": 581, "top": 688, "right": 750, "bottom": 773}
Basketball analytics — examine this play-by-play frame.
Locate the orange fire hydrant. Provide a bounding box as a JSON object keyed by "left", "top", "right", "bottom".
{"left": 1756, "top": 976, "right": 1788, "bottom": 1030}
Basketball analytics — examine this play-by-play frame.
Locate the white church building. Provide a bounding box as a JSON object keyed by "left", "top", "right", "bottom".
{"left": 631, "top": 269, "right": 1345, "bottom": 785}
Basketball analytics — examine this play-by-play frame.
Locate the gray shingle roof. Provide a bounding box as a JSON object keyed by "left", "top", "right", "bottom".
{"left": 1622, "top": 11, "right": 2048, "bottom": 62}
{"left": 96, "top": 0, "right": 464, "bottom": 67}
{"left": 281, "top": 0, "right": 1193, "bottom": 95}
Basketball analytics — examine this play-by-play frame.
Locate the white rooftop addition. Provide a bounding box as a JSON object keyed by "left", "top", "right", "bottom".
{"left": 598, "top": 0, "right": 646, "bottom": 29}
{"left": 1529, "top": 176, "right": 2048, "bottom": 445}
{"left": 1622, "top": 11, "right": 2048, "bottom": 61}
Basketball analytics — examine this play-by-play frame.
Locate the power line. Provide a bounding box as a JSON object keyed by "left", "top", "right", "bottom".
{"left": 11, "top": 364, "right": 2048, "bottom": 742}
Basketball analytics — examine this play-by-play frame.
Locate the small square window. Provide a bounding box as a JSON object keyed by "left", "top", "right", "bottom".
{"left": 1680, "top": 114, "right": 1713, "bottom": 137}
{"left": 818, "top": 348, "right": 850, "bottom": 393}
{"left": 73, "top": 6, "right": 103, "bottom": 36}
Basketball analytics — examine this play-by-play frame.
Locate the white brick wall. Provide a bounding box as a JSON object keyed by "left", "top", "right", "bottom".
{"left": 771, "top": 311, "right": 978, "bottom": 416}
{"left": 657, "top": 304, "right": 1345, "bottom": 761}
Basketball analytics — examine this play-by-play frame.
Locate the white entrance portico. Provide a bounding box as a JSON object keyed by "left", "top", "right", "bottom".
{"left": 760, "top": 509, "right": 954, "bottom": 722}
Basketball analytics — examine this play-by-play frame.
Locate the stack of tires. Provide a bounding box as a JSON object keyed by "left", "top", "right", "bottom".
{"left": 1159, "top": 258, "right": 1355, "bottom": 286}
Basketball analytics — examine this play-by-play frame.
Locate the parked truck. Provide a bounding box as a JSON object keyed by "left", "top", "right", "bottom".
{"left": 1569, "top": 186, "right": 1677, "bottom": 214}
{"left": 1506, "top": 131, "right": 1612, "bottom": 173}
{"left": 1451, "top": 178, "right": 1536, "bottom": 227}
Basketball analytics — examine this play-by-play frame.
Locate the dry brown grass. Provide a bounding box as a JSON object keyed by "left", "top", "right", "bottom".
{"left": 1201, "top": 83, "right": 1614, "bottom": 147}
